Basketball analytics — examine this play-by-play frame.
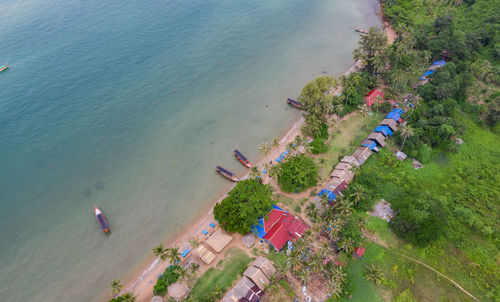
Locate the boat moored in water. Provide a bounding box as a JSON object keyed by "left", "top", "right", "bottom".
{"left": 286, "top": 98, "right": 304, "bottom": 110}
{"left": 233, "top": 149, "right": 252, "bottom": 168}
{"left": 94, "top": 206, "right": 110, "bottom": 233}
{"left": 216, "top": 165, "right": 239, "bottom": 182}
{"left": 0, "top": 64, "right": 8, "bottom": 73}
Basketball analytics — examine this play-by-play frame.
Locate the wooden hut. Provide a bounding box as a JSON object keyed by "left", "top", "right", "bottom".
{"left": 340, "top": 155, "right": 359, "bottom": 166}
{"left": 352, "top": 147, "right": 372, "bottom": 165}
{"left": 335, "top": 162, "right": 352, "bottom": 171}
{"left": 205, "top": 229, "right": 233, "bottom": 252}
{"left": 252, "top": 256, "right": 276, "bottom": 280}
{"left": 380, "top": 119, "right": 398, "bottom": 132}
{"left": 243, "top": 266, "right": 269, "bottom": 291}
{"left": 368, "top": 132, "right": 386, "bottom": 147}
{"left": 222, "top": 276, "right": 263, "bottom": 302}
{"left": 330, "top": 169, "right": 354, "bottom": 183}
{"left": 195, "top": 245, "right": 216, "bottom": 264}
{"left": 167, "top": 282, "right": 188, "bottom": 301}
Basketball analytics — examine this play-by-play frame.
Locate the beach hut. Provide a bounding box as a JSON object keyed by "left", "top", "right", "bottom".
{"left": 368, "top": 132, "right": 387, "bottom": 147}
{"left": 380, "top": 119, "right": 398, "bottom": 131}
{"left": 195, "top": 245, "right": 216, "bottom": 264}
{"left": 252, "top": 256, "right": 276, "bottom": 280}
{"left": 365, "top": 89, "right": 384, "bottom": 107}
{"left": 222, "top": 277, "right": 263, "bottom": 302}
{"left": 205, "top": 229, "right": 233, "bottom": 253}
{"left": 244, "top": 266, "right": 269, "bottom": 291}
{"left": 150, "top": 296, "right": 163, "bottom": 302}
{"left": 361, "top": 139, "right": 379, "bottom": 151}
{"left": 352, "top": 146, "right": 372, "bottom": 165}
{"left": 335, "top": 162, "right": 353, "bottom": 171}
{"left": 374, "top": 125, "right": 393, "bottom": 137}
{"left": 168, "top": 282, "right": 188, "bottom": 301}
{"left": 242, "top": 233, "right": 256, "bottom": 248}
{"left": 326, "top": 178, "right": 349, "bottom": 197}
{"left": 340, "top": 155, "right": 360, "bottom": 166}
{"left": 330, "top": 169, "right": 354, "bottom": 182}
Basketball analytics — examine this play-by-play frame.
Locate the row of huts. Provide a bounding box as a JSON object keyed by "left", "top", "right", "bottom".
{"left": 313, "top": 107, "right": 405, "bottom": 205}
{"left": 413, "top": 60, "right": 447, "bottom": 89}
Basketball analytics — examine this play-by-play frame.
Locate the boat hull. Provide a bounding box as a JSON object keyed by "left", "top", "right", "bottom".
{"left": 216, "top": 166, "right": 239, "bottom": 182}
{"left": 94, "top": 207, "right": 110, "bottom": 233}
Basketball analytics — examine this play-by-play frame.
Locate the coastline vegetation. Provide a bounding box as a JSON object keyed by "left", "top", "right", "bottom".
{"left": 275, "top": 154, "right": 319, "bottom": 193}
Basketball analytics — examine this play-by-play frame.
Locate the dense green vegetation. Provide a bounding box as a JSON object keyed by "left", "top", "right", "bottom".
{"left": 108, "top": 293, "right": 136, "bottom": 302}
{"left": 188, "top": 248, "right": 251, "bottom": 302}
{"left": 276, "top": 154, "right": 319, "bottom": 193}
{"left": 214, "top": 179, "right": 273, "bottom": 234}
{"left": 153, "top": 265, "right": 183, "bottom": 296}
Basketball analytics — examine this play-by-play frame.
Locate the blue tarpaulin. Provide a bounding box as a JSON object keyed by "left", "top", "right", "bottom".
{"left": 432, "top": 60, "right": 446, "bottom": 67}
{"left": 392, "top": 108, "right": 404, "bottom": 115}
{"left": 374, "top": 125, "right": 393, "bottom": 137}
{"left": 362, "top": 140, "right": 377, "bottom": 150}
{"left": 251, "top": 205, "right": 287, "bottom": 238}
{"left": 386, "top": 112, "right": 401, "bottom": 121}
{"left": 318, "top": 189, "right": 336, "bottom": 202}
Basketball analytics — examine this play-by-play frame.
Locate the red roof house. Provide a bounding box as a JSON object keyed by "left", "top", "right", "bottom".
{"left": 365, "top": 89, "right": 384, "bottom": 107}
{"left": 353, "top": 247, "right": 365, "bottom": 259}
{"left": 262, "top": 210, "right": 308, "bottom": 250}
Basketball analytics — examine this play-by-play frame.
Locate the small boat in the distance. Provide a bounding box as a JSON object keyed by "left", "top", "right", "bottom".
{"left": 216, "top": 165, "right": 239, "bottom": 182}
{"left": 94, "top": 206, "right": 110, "bottom": 233}
{"left": 233, "top": 149, "right": 252, "bottom": 168}
{"left": 286, "top": 98, "right": 304, "bottom": 110}
{"left": 354, "top": 27, "right": 368, "bottom": 34}
{"left": 0, "top": 64, "right": 8, "bottom": 73}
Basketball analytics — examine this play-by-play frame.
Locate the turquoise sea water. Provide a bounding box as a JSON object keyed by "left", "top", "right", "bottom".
{"left": 0, "top": 0, "right": 380, "bottom": 301}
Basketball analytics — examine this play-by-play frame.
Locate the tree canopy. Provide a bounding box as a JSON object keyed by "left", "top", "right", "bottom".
{"left": 277, "top": 154, "right": 319, "bottom": 193}
{"left": 353, "top": 27, "right": 389, "bottom": 75}
{"left": 213, "top": 179, "right": 273, "bottom": 234}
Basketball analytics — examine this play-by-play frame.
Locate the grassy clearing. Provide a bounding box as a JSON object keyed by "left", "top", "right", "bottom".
{"left": 189, "top": 248, "right": 252, "bottom": 302}
{"left": 265, "top": 279, "right": 297, "bottom": 302}
{"left": 337, "top": 253, "right": 384, "bottom": 302}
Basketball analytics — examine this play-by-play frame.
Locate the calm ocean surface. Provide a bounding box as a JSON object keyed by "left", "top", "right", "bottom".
{"left": 0, "top": 0, "right": 380, "bottom": 300}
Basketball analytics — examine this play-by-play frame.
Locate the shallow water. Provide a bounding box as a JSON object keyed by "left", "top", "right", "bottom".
{"left": 0, "top": 0, "right": 380, "bottom": 300}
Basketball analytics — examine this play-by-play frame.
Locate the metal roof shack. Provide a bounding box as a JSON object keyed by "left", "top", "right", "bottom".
{"left": 326, "top": 178, "right": 349, "bottom": 196}
{"left": 335, "top": 162, "right": 353, "bottom": 171}
{"left": 243, "top": 266, "right": 269, "bottom": 291}
{"left": 252, "top": 256, "right": 276, "bottom": 280}
{"left": 340, "top": 155, "right": 360, "bottom": 166}
{"left": 330, "top": 169, "right": 355, "bottom": 182}
{"left": 221, "top": 276, "right": 263, "bottom": 302}
{"left": 367, "top": 132, "right": 387, "bottom": 147}
{"left": 380, "top": 119, "right": 398, "bottom": 131}
{"left": 374, "top": 125, "right": 393, "bottom": 137}
{"left": 352, "top": 146, "right": 372, "bottom": 165}
{"left": 361, "top": 139, "right": 379, "bottom": 151}
{"left": 365, "top": 89, "right": 384, "bottom": 107}
{"left": 262, "top": 212, "right": 308, "bottom": 250}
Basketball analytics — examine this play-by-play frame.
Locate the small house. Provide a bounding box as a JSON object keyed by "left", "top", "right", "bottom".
{"left": 361, "top": 139, "right": 379, "bottom": 151}
{"left": 330, "top": 169, "right": 354, "bottom": 182}
{"left": 368, "top": 132, "right": 387, "bottom": 147}
{"left": 380, "top": 119, "right": 398, "bottom": 132}
{"left": 395, "top": 151, "right": 407, "bottom": 161}
{"left": 326, "top": 178, "right": 349, "bottom": 197}
{"left": 252, "top": 257, "right": 276, "bottom": 280}
{"left": 352, "top": 146, "right": 372, "bottom": 165}
{"left": 374, "top": 125, "right": 393, "bottom": 137}
{"left": 261, "top": 210, "right": 308, "bottom": 250}
{"left": 385, "top": 112, "right": 401, "bottom": 122}
{"left": 243, "top": 266, "right": 269, "bottom": 291}
{"left": 335, "top": 162, "right": 352, "bottom": 171}
{"left": 222, "top": 276, "right": 263, "bottom": 302}
{"left": 353, "top": 247, "right": 365, "bottom": 259}
{"left": 365, "top": 89, "right": 384, "bottom": 107}
{"left": 340, "top": 155, "right": 359, "bottom": 166}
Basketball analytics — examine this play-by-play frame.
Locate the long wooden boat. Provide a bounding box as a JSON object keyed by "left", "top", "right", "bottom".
{"left": 354, "top": 27, "right": 368, "bottom": 34}
{"left": 0, "top": 64, "right": 8, "bottom": 73}
{"left": 286, "top": 98, "right": 304, "bottom": 110}
{"left": 233, "top": 149, "right": 252, "bottom": 168}
{"left": 94, "top": 206, "right": 110, "bottom": 233}
{"left": 216, "top": 165, "right": 239, "bottom": 182}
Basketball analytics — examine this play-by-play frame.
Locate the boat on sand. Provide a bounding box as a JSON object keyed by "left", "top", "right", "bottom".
{"left": 94, "top": 206, "right": 110, "bottom": 233}
{"left": 216, "top": 166, "right": 239, "bottom": 182}
{"left": 233, "top": 149, "right": 252, "bottom": 168}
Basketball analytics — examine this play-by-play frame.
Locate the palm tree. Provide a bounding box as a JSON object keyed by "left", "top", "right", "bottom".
{"left": 326, "top": 218, "right": 343, "bottom": 243}
{"left": 364, "top": 264, "right": 384, "bottom": 286}
{"left": 110, "top": 279, "right": 123, "bottom": 295}
{"left": 119, "top": 293, "right": 136, "bottom": 302}
{"left": 309, "top": 252, "right": 324, "bottom": 274}
{"left": 340, "top": 237, "right": 355, "bottom": 256}
{"left": 327, "top": 278, "right": 343, "bottom": 299}
{"left": 152, "top": 244, "right": 168, "bottom": 262}
{"left": 329, "top": 114, "right": 341, "bottom": 134}
{"left": 335, "top": 197, "right": 353, "bottom": 217}
{"left": 249, "top": 166, "right": 261, "bottom": 179}
{"left": 399, "top": 125, "right": 414, "bottom": 150}
{"left": 188, "top": 237, "right": 200, "bottom": 249}
{"left": 358, "top": 104, "right": 370, "bottom": 134}
{"left": 259, "top": 141, "right": 271, "bottom": 163}
{"left": 318, "top": 158, "right": 327, "bottom": 176}
{"left": 272, "top": 138, "right": 280, "bottom": 148}
{"left": 293, "top": 238, "right": 309, "bottom": 258}
{"left": 287, "top": 249, "right": 302, "bottom": 272}
{"left": 305, "top": 202, "right": 318, "bottom": 221}
{"left": 349, "top": 184, "right": 365, "bottom": 206}
{"left": 296, "top": 268, "right": 312, "bottom": 286}
{"left": 167, "top": 247, "right": 181, "bottom": 265}
{"left": 332, "top": 266, "right": 347, "bottom": 283}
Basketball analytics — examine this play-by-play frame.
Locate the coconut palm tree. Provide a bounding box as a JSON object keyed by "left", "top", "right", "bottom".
{"left": 318, "top": 241, "right": 332, "bottom": 258}
{"left": 167, "top": 247, "right": 181, "bottom": 265}
{"left": 305, "top": 202, "right": 318, "bottom": 221}
{"left": 318, "top": 158, "right": 327, "bottom": 176}
{"left": 296, "top": 268, "right": 312, "bottom": 286}
{"left": 110, "top": 279, "right": 123, "bottom": 295}
{"left": 308, "top": 252, "right": 324, "bottom": 274}
{"left": 327, "top": 278, "right": 343, "bottom": 299}
{"left": 399, "top": 125, "right": 414, "bottom": 150}
{"left": 118, "top": 293, "right": 136, "bottom": 302}
{"left": 272, "top": 138, "right": 280, "bottom": 148}
{"left": 188, "top": 237, "right": 200, "bottom": 249}
{"left": 152, "top": 244, "right": 168, "bottom": 262}
{"left": 364, "top": 264, "right": 384, "bottom": 286}
{"left": 287, "top": 249, "right": 302, "bottom": 272}
{"left": 332, "top": 266, "right": 347, "bottom": 283}
{"left": 249, "top": 166, "right": 261, "bottom": 179}
{"left": 329, "top": 114, "right": 341, "bottom": 133}
{"left": 349, "top": 184, "right": 365, "bottom": 206}
{"left": 259, "top": 141, "right": 271, "bottom": 163}
{"left": 358, "top": 104, "right": 370, "bottom": 134}
{"left": 340, "top": 237, "right": 355, "bottom": 256}
{"left": 293, "top": 238, "right": 309, "bottom": 258}
{"left": 335, "top": 197, "right": 353, "bottom": 217}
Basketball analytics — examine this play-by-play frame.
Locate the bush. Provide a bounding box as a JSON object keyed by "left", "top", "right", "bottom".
{"left": 417, "top": 144, "right": 432, "bottom": 163}
{"left": 309, "top": 138, "right": 328, "bottom": 154}
{"left": 108, "top": 293, "right": 136, "bottom": 302}
{"left": 214, "top": 179, "right": 273, "bottom": 234}
{"left": 277, "top": 155, "right": 319, "bottom": 193}
{"left": 153, "top": 265, "right": 183, "bottom": 296}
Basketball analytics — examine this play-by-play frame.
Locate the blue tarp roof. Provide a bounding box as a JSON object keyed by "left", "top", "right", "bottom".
{"left": 251, "top": 205, "right": 286, "bottom": 238}
{"left": 392, "top": 108, "right": 403, "bottom": 115}
{"left": 318, "top": 189, "right": 336, "bottom": 202}
{"left": 374, "top": 125, "right": 393, "bottom": 137}
{"left": 362, "top": 140, "right": 377, "bottom": 150}
{"left": 432, "top": 60, "right": 446, "bottom": 67}
{"left": 424, "top": 70, "right": 435, "bottom": 76}
{"left": 386, "top": 112, "right": 401, "bottom": 121}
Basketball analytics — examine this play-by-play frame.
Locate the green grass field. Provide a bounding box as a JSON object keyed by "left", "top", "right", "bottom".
{"left": 189, "top": 248, "right": 252, "bottom": 302}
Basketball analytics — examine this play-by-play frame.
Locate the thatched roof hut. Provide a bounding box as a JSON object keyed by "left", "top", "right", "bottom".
{"left": 167, "top": 282, "right": 188, "bottom": 301}
{"left": 252, "top": 256, "right": 276, "bottom": 279}
{"left": 243, "top": 266, "right": 269, "bottom": 290}
{"left": 330, "top": 169, "right": 354, "bottom": 183}
{"left": 340, "top": 155, "right": 360, "bottom": 166}
{"left": 195, "top": 244, "right": 216, "bottom": 264}
{"left": 242, "top": 233, "right": 256, "bottom": 248}
{"left": 380, "top": 119, "right": 398, "bottom": 132}
{"left": 335, "top": 162, "right": 352, "bottom": 171}
{"left": 367, "top": 132, "right": 386, "bottom": 147}
{"left": 205, "top": 229, "right": 233, "bottom": 252}
{"left": 222, "top": 276, "right": 263, "bottom": 302}
{"left": 150, "top": 296, "right": 163, "bottom": 302}
{"left": 352, "top": 146, "right": 372, "bottom": 165}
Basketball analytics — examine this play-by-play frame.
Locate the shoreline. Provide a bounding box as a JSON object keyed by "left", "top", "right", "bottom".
{"left": 114, "top": 10, "right": 394, "bottom": 302}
